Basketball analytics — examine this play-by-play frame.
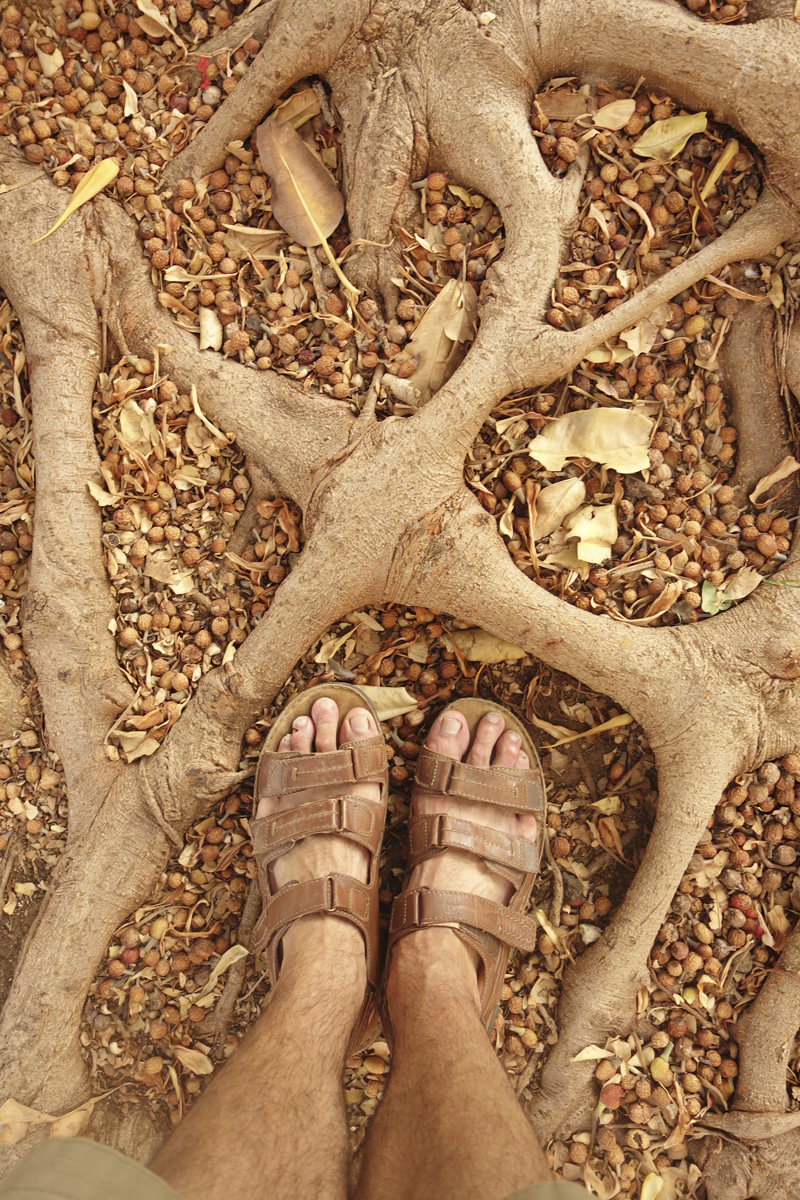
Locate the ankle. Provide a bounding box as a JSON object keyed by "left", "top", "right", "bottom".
{"left": 386, "top": 928, "right": 481, "bottom": 1027}
{"left": 276, "top": 914, "right": 367, "bottom": 1005}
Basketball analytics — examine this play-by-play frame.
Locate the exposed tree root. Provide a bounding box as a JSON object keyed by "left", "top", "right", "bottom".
{"left": 697, "top": 920, "right": 800, "bottom": 1198}
{"left": 2, "top": 0, "right": 800, "bottom": 1184}
{"left": 722, "top": 304, "right": 797, "bottom": 506}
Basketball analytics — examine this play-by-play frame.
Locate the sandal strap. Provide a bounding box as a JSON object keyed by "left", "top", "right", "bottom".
{"left": 407, "top": 812, "right": 540, "bottom": 873}
{"left": 414, "top": 747, "right": 544, "bottom": 812}
{"left": 388, "top": 887, "right": 540, "bottom": 954}
{"left": 257, "top": 737, "right": 386, "bottom": 796}
{"left": 252, "top": 795, "right": 384, "bottom": 860}
{"left": 253, "top": 874, "right": 380, "bottom": 988}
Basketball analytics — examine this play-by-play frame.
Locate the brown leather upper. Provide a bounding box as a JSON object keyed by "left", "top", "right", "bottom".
{"left": 384, "top": 732, "right": 545, "bottom": 1038}
{"left": 251, "top": 735, "right": 387, "bottom": 990}
{"left": 414, "top": 746, "right": 545, "bottom": 812}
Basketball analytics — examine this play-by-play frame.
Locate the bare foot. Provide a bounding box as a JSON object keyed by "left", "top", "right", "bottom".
{"left": 390, "top": 708, "right": 538, "bottom": 1002}
{"left": 256, "top": 696, "right": 381, "bottom": 963}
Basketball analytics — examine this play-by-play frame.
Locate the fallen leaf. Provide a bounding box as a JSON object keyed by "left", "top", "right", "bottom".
{"left": 598, "top": 815, "right": 627, "bottom": 860}
{"left": 620, "top": 321, "right": 658, "bottom": 356}
{"left": 443, "top": 628, "right": 526, "bottom": 663}
{"left": 87, "top": 479, "right": 118, "bottom": 506}
{"left": 256, "top": 118, "right": 343, "bottom": 247}
{"left": 718, "top": 566, "right": 763, "bottom": 601}
{"left": 448, "top": 184, "right": 472, "bottom": 206}
{"left": 700, "top": 138, "right": 740, "bottom": 200}
{"left": 125, "top": 737, "right": 161, "bottom": 762}
{"left": 271, "top": 87, "right": 320, "bottom": 128}
{"left": 135, "top": 0, "right": 185, "bottom": 46}
{"left": 349, "top": 610, "right": 384, "bottom": 632}
{"left": 570, "top": 1044, "right": 613, "bottom": 1063}
{"left": 593, "top": 99, "right": 636, "bottom": 130}
{"left": 399, "top": 279, "right": 477, "bottom": 405}
{"left": 357, "top": 686, "right": 419, "bottom": 721}
{"left": 592, "top": 795, "right": 623, "bottom": 815}
{"left": 171, "top": 1046, "right": 214, "bottom": 1075}
{"left": 0, "top": 1098, "right": 54, "bottom": 1146}
{"left": 640, "top": 1174, "right": 664, "bottom": 1200}
{"left": 584, "top": 344, "right": 635, "bottom": 365}
{"left": 533, "top": 478, "right": 586, "bottom": 539}
{"left": 564, "top": 504, "right": 618, "bottom": 564}
{"left": 541, "top": 545, "right": 590, "bottom": 580}
{"left": 749, "top": 455, "right": 800, "bottom": 509}
{"left": 188, "top": 944, "right": 249, "bottom": 1001}
{"left": 33, "top": 158, "right": 119, "bottom": 244}
{"left": 119, "top": 399, "right": 157, "bottom": 455}
{"left": 701, "top": 580, "right": 733, "bottom": 616}
{"left": 768, "top": 273, "right": 784, "bottom": 309}
{"left": 199, "top": 305, "right": 223, "bottom": 352}
{"left": 144, "top": 556, "right": 195, "bottom": 595}
{"left": 49, "top": 1099, "right": 95, "bottom": 1139}
{"left": 122, "top": 80, "right": 139, "bottom": 118}
{"left": 632, "top": 111, "right": 707, "bottom": 161}
{"left": 36, "top": 45, "right": 64, "bottom": 78}
{"left": 529, "top": 409, "right": 652, "bottom": 473}
{"left": 314, "top": 627, "right": 353, "bottom": 664}
{"left": 548, "top": 713, "right": 633, "bottom": 748}
{"left": 585, "top": 1162, "right": 622, "bottom": 1199}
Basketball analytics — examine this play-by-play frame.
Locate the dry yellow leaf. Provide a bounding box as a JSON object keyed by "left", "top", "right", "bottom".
{"left": 272, "top": 88, "right": 321, "bottom": 128}
{"left": 256, "top": 118, "right": 343, "bottom": 247}
{"left": 399, "top": 279, "right": 477, "bottom": 405}
{"left": 632, "top": 112, "right": 707, "bottom": 161}
{"left": 33, "top": 159, "right": 119, "bottom": 244}
{"left": 593, "top": 98, "right": 636, "bottom": 130}
{"left": 529, "top": 408, "right": 652, "bottom": 473}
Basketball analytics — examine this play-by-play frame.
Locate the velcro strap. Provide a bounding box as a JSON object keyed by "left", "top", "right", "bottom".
{"left": 265, "top": 875, "right": 371, "bottom": 941}
{"left": 407, "top": 813, "right": 539, "bottom": 873}
{"left": 414, "top": 747, "right": 543, "bottom": 812}
{"left": 252, "top": 796, "right": 382, "bottom": 856}
{"left": 258, "top": 738, "right": 386, "bottom": 796}
{"left": 388, "top": 888, "right": 539, "bottom": 953}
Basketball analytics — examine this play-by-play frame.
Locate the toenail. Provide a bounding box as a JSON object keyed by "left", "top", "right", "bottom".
{"left": 441, "top": 715, "right": 461, "bottom": 735}
{"left": 351, "top": 712, "right": 370, "bottom": 732}
{"left": 281, "top": 734, "right": 291, "bottom": 745}
{"left": 293, "top": 717, "right": 307, "bottom": 729}
{"left": 485, "top": 713, "right": 502, "bottom": 725}
{"left": 317, "top": 698, "right": 336, "bottom": 711}
{"left": 507, "top": 732, "right": 520, "bottom": 743}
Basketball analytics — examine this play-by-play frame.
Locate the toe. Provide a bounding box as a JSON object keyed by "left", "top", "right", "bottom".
{"left": 290, "top": 714, "right": 314, "bottom": 755}
{"left": 339, "top": 706, "right": 377, "bottom": 744}
{"left": 425, "top": 707, "right": 471, "bottom": 762}
{"left": 467, "top": 712, "right": 505, "bottom": 767}
{"left": 311, "top": 696, "right": 338, "bottom": 752}
{"left": 492, "top": 729, "right": 522, "bottom": 768}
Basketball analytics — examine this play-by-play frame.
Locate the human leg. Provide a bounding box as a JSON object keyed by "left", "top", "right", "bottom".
{"left": 356, "top": 710, "right": 552, "bottom": 1200}
{"left": 150, "top": 697, "right": 382, "bottom": 1200}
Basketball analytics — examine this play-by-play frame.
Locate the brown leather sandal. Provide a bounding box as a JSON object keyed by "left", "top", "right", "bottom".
{"left": 382, "top": 697, "right": 545, "bottom": 1045}
{"left": 250, "top": 683, "right": 388, "bottom": 1050}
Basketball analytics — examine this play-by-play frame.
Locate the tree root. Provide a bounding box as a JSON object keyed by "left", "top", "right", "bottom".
{"left": 697, "top": 918, "right": 800, "bottom": 1198}
{"left": 721, "top": 303, "right": 797, "bottom": 506}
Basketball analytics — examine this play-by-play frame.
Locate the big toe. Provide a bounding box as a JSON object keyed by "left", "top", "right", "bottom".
{"left": 424, "top": 707, "right": 471, "bottom": 761}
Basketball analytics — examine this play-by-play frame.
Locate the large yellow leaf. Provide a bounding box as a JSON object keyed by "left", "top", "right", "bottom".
{"left": 632, "top": 112, "right": 707, "bottom": 161}
{"left": 529, "top": 408, "right": 652, "bottom": 473}
{"left": 33, "top": 159, "right": 119, "bottom": 244}
{"left": 256, "top": 118, "right": 343, "bottom": 247}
